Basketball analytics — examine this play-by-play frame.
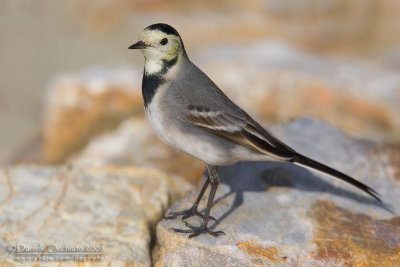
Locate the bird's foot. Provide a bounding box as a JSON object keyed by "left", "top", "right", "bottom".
{"left": 170, "top": 221, "right": 225, "bottom": 239}
{"left": 164, "top": 206, "right": 216, "bottom": 221}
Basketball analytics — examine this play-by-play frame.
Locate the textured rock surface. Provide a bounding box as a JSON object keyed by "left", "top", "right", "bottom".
{"left": 156, "top": 118, "right": 400, "bottom": 266}
{"left": 0, "top": 165, "right": 191, "bottom": 266}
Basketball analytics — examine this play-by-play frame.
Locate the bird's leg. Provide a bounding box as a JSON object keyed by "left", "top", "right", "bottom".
{"left": 171, "top": 165, "right": 225, "bottom": 238}
{"left": 164, "top": 174, "right": 216, "bottom": 221}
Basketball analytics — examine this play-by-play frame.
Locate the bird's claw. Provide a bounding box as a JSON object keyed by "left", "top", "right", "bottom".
{"left": 170, "top": 221, "right": 225, "bottom": 238}
{"left": 164, "top": 207, "right": 217, "bottom": 222}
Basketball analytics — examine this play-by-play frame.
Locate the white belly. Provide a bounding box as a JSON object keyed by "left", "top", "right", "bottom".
{"left": 145, "top": 103, "right": 176, "bottom": 148}
{"left": 145, "top": 102, "right": 232, "bottom": 165}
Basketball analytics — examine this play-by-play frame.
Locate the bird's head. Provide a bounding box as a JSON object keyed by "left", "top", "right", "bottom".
{"left": 129, "top": 23, "right": 186, "bottom": 62}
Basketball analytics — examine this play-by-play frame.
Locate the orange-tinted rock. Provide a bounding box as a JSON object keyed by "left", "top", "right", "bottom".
{"left": 254, "top": 84, "right": 395, "bottom": 140}
{"left": 237, "top": 241, "right": 287, "bottom": 264}
{"left": 310, "top": 200, "right": 400, "bottom": 266}
{"left": 42, "top": 67, "right": 143, "bottom": 164}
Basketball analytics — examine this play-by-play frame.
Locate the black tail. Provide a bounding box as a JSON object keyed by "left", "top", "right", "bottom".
{"left": 293, "top": 153, "right": 381, "bottom": 202}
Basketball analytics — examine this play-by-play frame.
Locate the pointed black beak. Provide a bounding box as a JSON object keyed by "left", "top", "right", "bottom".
{"left": 128, "top": 41, "right": 149, "bottom": 49}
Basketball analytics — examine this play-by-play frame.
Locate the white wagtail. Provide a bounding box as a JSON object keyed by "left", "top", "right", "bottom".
{"left": 129, "top": 23, "right": 381, "bottom": 238}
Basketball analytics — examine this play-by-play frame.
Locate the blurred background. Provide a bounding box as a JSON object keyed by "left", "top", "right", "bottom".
{"left": 1, "top": 0, "right": 400, "bottom": 183}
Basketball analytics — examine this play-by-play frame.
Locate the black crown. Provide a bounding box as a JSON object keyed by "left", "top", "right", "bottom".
{"left": 146, "top": 23, "right": 180, "bottom": 37}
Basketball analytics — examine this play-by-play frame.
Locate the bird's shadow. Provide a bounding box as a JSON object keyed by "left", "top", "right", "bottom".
{"left": 201, "top": 161, "right": 392, "bottom": 230}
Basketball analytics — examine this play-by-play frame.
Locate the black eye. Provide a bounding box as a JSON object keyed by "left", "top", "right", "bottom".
{"left": 160, "top": 38, "right": 168, "bottom": 45}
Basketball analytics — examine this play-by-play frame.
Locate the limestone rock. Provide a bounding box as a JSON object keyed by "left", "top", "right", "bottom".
{"left": 0, "top": 165, "right": 191, "bottom": 266}
{"left": 41, "top": 66, "right": 143, "bottom": 164}
{"left": 156, "top": 118, "right": 400, "bottom": 266}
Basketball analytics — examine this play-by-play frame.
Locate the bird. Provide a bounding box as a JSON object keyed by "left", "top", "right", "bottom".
{"left": 128, "top": 23, "right": 381, "bottom": 238}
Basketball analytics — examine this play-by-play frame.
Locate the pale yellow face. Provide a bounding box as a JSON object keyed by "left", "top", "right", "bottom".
{"left": 139, "top": 29, "right": 183, "bottom": 61}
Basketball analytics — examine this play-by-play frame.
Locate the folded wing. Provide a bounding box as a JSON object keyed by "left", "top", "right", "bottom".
{"left": 184, "top": 105, "right": 295, "bottom": 160}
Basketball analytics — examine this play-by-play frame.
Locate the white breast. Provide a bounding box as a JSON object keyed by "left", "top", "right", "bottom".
{"left": 144, "top": 89, "right": 180, "bottom": 150}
